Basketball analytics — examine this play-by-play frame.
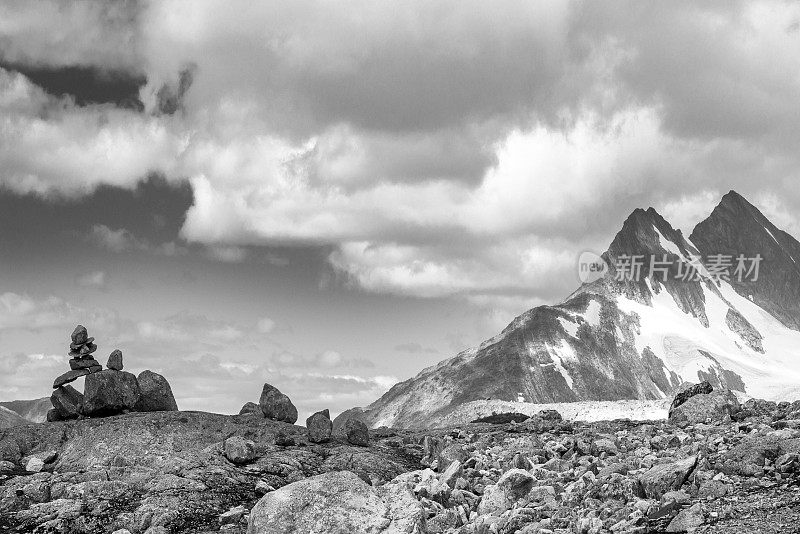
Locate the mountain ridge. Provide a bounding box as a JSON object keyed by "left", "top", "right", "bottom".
{"left": 361, "top": 190, "right": 800, "bottom": 428}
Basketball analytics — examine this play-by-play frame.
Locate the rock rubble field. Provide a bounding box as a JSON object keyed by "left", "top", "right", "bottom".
{"left": 2, "top": 381, "right": 800, "bottom": 533}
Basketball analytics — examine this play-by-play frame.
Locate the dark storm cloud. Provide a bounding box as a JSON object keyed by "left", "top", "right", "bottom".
{"left": 0, "top": 62, "right": 145, "bottom": 109}
{"left": 0, "top": 175, "right": 192, "bottom": 255}
{"left": 572, "top": 1, "right": 800, "bottom": 142}
{"left": 3, "top": 0, "right": 800, "bottom": 308}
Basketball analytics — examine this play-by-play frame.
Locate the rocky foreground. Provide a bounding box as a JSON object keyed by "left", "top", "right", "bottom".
{"left": 2, "top": 389, "right": 800, "bottom": 533}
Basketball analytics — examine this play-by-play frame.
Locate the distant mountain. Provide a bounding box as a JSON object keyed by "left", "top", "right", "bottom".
{"left": 0, "top": 397, "right": 50, "bottom": 423}
{"left": 362, "top": 191, "right": 800, "bottom": 428}
{"left": 0, "top": 405, "right": 28, "bottom": 429}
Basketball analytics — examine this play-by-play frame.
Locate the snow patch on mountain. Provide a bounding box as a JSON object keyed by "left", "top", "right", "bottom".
{"left": 653, "top": 225, "right": 684, "bottom": 257}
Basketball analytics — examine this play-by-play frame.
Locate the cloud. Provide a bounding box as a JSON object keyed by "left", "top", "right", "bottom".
{"left": 394, "top": 342, "right": 439, "bottom": 355}
{"left": 256, "top": 317, "right": 275, "bottom": 334}
{"left": 76, "top": 270, "right": 107, "bottom": 289}
{"left": 0, "top": 292, "right": 117, "bottom": 332}
{"left": 205, "top": 244, "right": 248, "bottom": 263}
{"left": 3, "top": 0, "right": 800, "bottom": 320}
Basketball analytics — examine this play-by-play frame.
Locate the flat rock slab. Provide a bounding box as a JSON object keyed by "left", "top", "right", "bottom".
{"left": 53, "top": 369, "right": 91, "bottom": 388}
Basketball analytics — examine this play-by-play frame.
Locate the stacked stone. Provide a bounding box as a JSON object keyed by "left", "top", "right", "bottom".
{"left": 52, "top": 325, "right": 103, "bottom": 389}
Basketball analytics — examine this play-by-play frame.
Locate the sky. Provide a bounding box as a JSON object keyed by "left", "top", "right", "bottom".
{"left": 2, "top": 0, "right": 800, "bottom": 419}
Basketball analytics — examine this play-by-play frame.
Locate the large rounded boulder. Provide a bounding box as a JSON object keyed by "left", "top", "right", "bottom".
{"left": 134, "top": 370, "right": 179, "bottom": 412}
{"left": 247, "top": 471, "right": 424, "bottom": 534}
{"left": 83, "top": 370, "right": 141, "bottom": 416}
{"left": 259, "top": 383, "right": 297, "bottom": 423}
{"left": 306, "top": 409, "right": 333, "bottom": 443}
{"left": 668, "top": 386, "right": 741, "bottom": 426}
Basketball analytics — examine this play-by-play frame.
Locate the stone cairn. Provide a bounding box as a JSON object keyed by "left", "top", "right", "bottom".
{"left": 52, "top": 325, "right": 104, "bottom": 388}
{"left": 48, "top": 324, "right": 179, "bottom": 421}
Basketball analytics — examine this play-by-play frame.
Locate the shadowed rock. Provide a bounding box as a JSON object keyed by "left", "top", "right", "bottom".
{"left": 306, "top": 409, "right": 333, "bottom": 443}
{"left": 107, "top": 349, "right": 123, "bottom": 370}
{"left": 239, "top": 402, "right": 261, "bottom": 415}
{"left": 344, "top": 419, "right": 369, "bottom": 447}
{"left": 259, "top": 383, "right": 297, "bottom": 424}
{"left": 134, "top": 370, "right": 178, "bottom": 412}
{"left": 83, "top": 370, "right": 141, "bottom": 416}
{"left": 50, "top": 385, "right": 83, "bottom": 419}
{"left": 669, "top": 382, "right": 713, "bottom": 416}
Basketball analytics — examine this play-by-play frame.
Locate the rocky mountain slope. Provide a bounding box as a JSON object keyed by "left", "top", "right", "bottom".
{"left": 361, "top": 191, "right": 800, "bottom": 429}
{"left": 3, "top": 387, "right": 800, "bottom": 533}
{"left": 0, "top": 407, "right": 27, "bottom": 429}
{"left": 0, "top": 398, "right": 50, "bottom": 424}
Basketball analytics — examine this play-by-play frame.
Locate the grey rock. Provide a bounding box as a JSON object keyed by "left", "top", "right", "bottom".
{"left": 50, "top": 385, "right": 83, "bottom": 419}
{"left": 219, "top": 505, "right": 247, "bottom": 525}
{"left": 259, "top": 383, "right": 298, "bottom": 423}
{"left": 331, "top": 407, "right": 366, "bottom": 436}
{"left": 306, "top": 409, "right": 333, "bottom": 443}
{"left": 247, "top": 471, "right": 424, "bottom": 534}
{"left": 239, "top": 402, "right": 261, "bottom": 415}
{"left": 25, "top": 457, "right": 44, "bottom": 473}
{"left": 344, "top": 418, "right": 370, "bottom": 446}
{"left": 107, "top": 349, "right": 124, "bottom": 370}
{"left": 666, "top": 502, "right": 704, "bottom": 532}
{"left": 669, "top": 382, "right": 714, "bottom": 416}
{"left": 224, "top": 436, "right": 256, "bottom": 465}
{"left": 53, "top": 369, "right": 91, "bottom": 388}
{"left": 134, "top": 370, "right": 178, "bottom": 412}
{"left": 438, "top": 443, "right": 468, "bottom": 469}
{"left": 477, "top": 468, "right": 535, "bottom": 515}
{"left": 83, "top": 370, "right": 142, "bottom": 416}
{"left": 69, "top": 357, "right": 101, "bottom": 370}
{"left": 71, "top": 325, "right": 88, "bottom": 345}
{"left": 669, "top": 388, "right": 740, "bottom": 426}
{"left": 440, "top": 460, "right": 463, "bottom": 488}
{"left": 46, "top": 408, "right": 64, "bottom": 422}
{"left": 698, "top": 479, "right": 730, "bottom": 499}
{"left": 639, "top": 456, "right": 698, "bottom": 499}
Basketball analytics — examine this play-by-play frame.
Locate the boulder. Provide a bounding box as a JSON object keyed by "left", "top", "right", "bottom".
{"left": 344, "top": 418, "right": 370, "bottom": 446}
{"left": 259, "top": 383, "right": 298, "bottom": 423}
{"left": 306, "top": 409, "right": 333, "bottom": 443}
{"left": 669, "top": 388, "right": 740, "bottom": 426}
{"left": 669, "top": 381, "right": 713, "bottom": 416}
{"left": 666, "top": 502, "right": 704, "bottom": 532}
{"left": 477, "top": 469, "right": 536, "bottom": 515}
{"left": 46, "top": 409, "right": 64, "bottom": 422}
{"left": 107, "top": 349, "right": 123, "bottom": 370}
{"left": 332, "top": 407, "right": 366, "bottom": 436}
{"left": 247, "top": 471, "right": 424, "bottom": 534}
{"left": 639, "top": 456, "right": 698, "bottom": 499}
{"left": 134, "top": 370, "right": 178, "bottom": 412}
{"left": 239, "top": 402, "right": 261, "bottom": 415}
{"left": 83, "top": 370, "right": 142, "bottom": 416}
{"left": 50, "top": 385, "right": 84, "bottom": 419}
{"left": 224, "top": 436, "right": 257, "bottom": 465}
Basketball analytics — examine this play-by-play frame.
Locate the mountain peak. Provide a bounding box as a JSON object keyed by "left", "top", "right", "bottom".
{"left": 715, "top": 190, "right": 755, "bottom": 215}
{"left": 606, "top": 205, "right": 688, "bottom": 260}
{"left": 691, "top": 190, "right": 800, "bottom": 329}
